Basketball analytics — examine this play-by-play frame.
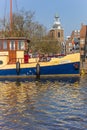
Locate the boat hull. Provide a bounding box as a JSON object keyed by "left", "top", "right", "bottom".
{"left": 0, "top": 61, "right": 80, "bottom": 77}
{"left": 0, "top": 53, "right": 80, "bottom": 77}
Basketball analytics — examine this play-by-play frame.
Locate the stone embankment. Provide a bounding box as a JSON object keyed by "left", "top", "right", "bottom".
{"left": 80, "top": 62, "right": 87, "bottom": 74}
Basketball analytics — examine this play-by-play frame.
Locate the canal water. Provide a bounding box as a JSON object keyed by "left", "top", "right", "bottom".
{"left": 0, "top": 76, "right": 87, "bottom": 130}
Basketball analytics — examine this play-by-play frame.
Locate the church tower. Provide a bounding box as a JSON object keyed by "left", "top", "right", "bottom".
{"left": 49, "top": 14, "right": 64, "bottom": 43}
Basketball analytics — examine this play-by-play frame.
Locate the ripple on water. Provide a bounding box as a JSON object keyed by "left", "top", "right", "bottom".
{"left": 0, "top": 76, "right": 87, "bottom": 129}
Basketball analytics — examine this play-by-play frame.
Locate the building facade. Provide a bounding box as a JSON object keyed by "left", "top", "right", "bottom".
{"left": 66, "top": 30, "right": 80, "bottom": 54}
{"left": 65, "top": 36, "right": 72, "bottom": 54}
{"left": 80, "top": 25, "right": 87, "bottom": 69}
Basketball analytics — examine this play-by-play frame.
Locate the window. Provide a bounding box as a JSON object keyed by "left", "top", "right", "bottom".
{"left": 80, "top": 39, "right": 85, "bottom": 44}
{"left": 3, "top": 41, "right": 7, "bottom": 50}
{"left": 81, "top": 55, "right": 84, "bottom": 59}
{"left": 85, "top": 45, "right": 87, "bottom": 51}
{"left": 18, "top": 41, "right": 25, "bottom": 50}
{"left": 58, "top": 32, "right": 60, "bottom": 37}
{"left": 86, "top": 53, "right": 87, "bottom": 58}
{"left": 81, "top": 47, "right": 84, "bottom": 50}
{"left": 10, "top": 41, "right": 15, "bottom": 50}
{"left": 69, "top": 43, "right": 72, "bottom": 47}
{"left": 69, "top": 48, "right": 72, "bottom": 51}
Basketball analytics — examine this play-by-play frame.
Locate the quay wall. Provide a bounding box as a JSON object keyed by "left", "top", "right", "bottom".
{"left": 80, "top": 61, "right": 87, "bottom": 74}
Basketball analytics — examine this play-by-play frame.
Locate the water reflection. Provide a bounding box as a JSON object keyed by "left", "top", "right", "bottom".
{"left": 0, "top": 76, "right": 87, "bottom": 129}
{"left": 0, "top": 76, "right": 80, "bottom": 84}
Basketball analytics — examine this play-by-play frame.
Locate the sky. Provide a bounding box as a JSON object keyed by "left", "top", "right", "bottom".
{"left": 0, "top": 0, "right": 87, "bottom": 38}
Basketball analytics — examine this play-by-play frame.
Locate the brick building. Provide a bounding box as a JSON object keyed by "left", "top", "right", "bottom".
{"left": 80, "top": 24, "right": 87, "bottom": 69}
{"left": 65, "top": 36, "right": 72, "bottom": 54}
{"left": 66, "top": 30, "right": 80, "bottom": 54}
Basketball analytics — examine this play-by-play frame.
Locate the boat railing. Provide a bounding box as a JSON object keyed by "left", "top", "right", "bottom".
{"left": 8, "top": 57, "right": 39, "bottom": 64}
{"left": 8, "top": 56, "right": 60, "bottom": 64}
{"left": 8, "top": 58, "right": 28, "bottom": 64}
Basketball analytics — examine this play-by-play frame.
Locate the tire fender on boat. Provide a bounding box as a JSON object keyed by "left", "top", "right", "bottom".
{"left": 36, "top": 63, "right": 40, "bottom": 77}
{"left": 16, "top": 61, "right": 20, "bottom": 75}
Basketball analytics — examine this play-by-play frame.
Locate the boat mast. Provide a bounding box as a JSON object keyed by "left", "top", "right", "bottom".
{"left": 10, "top": 0, "right": 12, "bottom": 31}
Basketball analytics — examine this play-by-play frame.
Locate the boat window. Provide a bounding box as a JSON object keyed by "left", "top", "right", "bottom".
{"left": 18, "top": 41, "right": 25, "bottom": 50}
{"left": 3, "top": 41, "right": 7, "bottom": 50}
{"left": 10, "top": 41, "right": 15, "bottom": 50}
{"left": 0, "top": 41, "right": 2, "bottom": 50}
{"left": 0, "top": 60, "right": 3, "bottom": 64}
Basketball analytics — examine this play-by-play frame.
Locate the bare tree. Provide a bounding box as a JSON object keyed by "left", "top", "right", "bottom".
{"left": 0, "top": 9, "right": 47, "bottom": 38}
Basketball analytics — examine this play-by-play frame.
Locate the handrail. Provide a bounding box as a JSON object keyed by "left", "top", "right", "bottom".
{"left": 8, "top": 58, "right": 27, "bottom": 64}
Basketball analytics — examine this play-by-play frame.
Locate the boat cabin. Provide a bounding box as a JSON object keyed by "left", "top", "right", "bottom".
{"left": 0, "top": 37, "right": 29, "bottom": 64}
